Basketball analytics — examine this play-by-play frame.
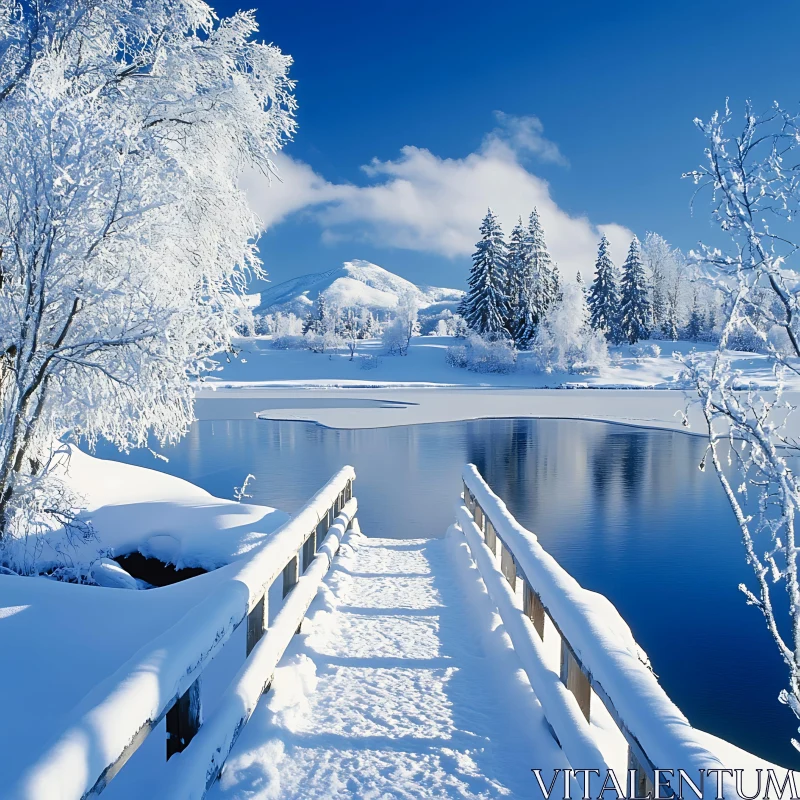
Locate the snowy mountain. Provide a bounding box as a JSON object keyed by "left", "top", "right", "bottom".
{"left": 256, "top": 260, "right": 463, "bottom": 317}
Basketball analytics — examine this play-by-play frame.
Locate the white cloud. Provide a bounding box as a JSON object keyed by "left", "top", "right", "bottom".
{"left": 485, "top": 111, "right": 568, "bottom": 166}
{"left": 243, "top": 113, "right": 634, "bottom": 279}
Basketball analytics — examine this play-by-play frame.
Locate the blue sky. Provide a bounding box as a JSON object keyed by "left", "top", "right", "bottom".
{"left": 218, "top": 0, "right": 800, "bottom": 291}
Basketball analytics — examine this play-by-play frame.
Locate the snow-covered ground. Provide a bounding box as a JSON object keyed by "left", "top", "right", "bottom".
{"left": 207, "top": 335, "right": 783, "bottom": 391}
{"left": 195, "top": 336, "right": 800, "bottom": 437}
{"left": 6, "top": 445, "right": 288, "bottom": 575}
{"left": 0, "top": 448, "right": 288, "bottom": 790}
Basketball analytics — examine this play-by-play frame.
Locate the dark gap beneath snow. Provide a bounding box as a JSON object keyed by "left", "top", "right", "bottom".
{"left": 114, "top": 553, "right": 207, "bottom": 587}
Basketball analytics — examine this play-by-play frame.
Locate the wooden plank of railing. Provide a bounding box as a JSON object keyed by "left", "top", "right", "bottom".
{"left": 303, "top": 529, "right": 317, "bottom": 572}
{"left": 474, "top": 503, "right": 484, "bottom": 532}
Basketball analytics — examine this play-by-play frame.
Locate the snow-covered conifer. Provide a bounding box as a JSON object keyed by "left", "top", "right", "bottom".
{"left": 528, "top": 209, "right": 559, "bottom": 316}
{"left": 464, "top": 209, "right": 509, "bottom": 337}
{"left": 505, "top": 218, "right": 526, "bottom": 337}
{"left": 619, "top": 237, "right": 651, "bottom": 344}
{"left": 587, "top": 235, "right": 620, "bottom": 342}
{"left": 686, "top": 292, "right": 704, "bottom": 341}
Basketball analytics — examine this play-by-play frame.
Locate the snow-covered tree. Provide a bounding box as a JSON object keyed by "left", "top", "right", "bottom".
{"left": 505, "top": 218, "right": 526, "bottom": 337}
{"left": 682, "top": 100, "right": 800, "bottom": 747}
{"left": 464, "top": 209, "right": 509, "bottom": 337}
{"left": 529, "top": 208, "right": 559, "bottom": 315}
{"left": 641, "top": 232, "right": 688, "bottom": 341}
{"left": 641, "top": 232, "right": 668, "bottom": 331}
{"left": 587, "top": 235, "right": 620, "bottom": 342}
{"left": 618, "top": 237, "right": 651, "bottom": 344}
{"left": 358, "top": 309, "right": 375, "bottom": 340}
{"left": 342, "top": 309, "right": 359, "bottom": 360}
{"left": 0, "top": 0, "right": 295, "bottom": 556}
{"left": 686, "top": 291, "right": 704, "bottom": 341}
{"left": 536, "top": 282, "right": 608, "bottom": 373}
{"left": 383, "top": 292, "right": 419, "bottom": 356}
{"left": 513, "top": 208, "right": 556, "bottom": 349}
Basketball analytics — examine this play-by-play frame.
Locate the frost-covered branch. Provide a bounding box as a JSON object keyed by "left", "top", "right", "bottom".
{"left": 0, "top": 0, "right": 296, "bottom": 573}
{"left": 682, "top": 101, "right": 800, "bottom": 749}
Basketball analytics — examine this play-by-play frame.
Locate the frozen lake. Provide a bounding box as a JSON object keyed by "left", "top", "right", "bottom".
{"left": 96, "top": 416, "right": 795, "bottom": 767}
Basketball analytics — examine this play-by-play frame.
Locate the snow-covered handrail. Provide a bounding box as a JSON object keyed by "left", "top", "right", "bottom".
{"left": 460, "top": 463, "right": 725, "bottom": 794}
{"left": 163, "top": 504, "right": 358, "bottom": 799}
{"left": 11, "top": 467, "right": 357, "bottom": 800}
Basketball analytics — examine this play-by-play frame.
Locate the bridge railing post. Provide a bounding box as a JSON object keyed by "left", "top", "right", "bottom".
{"left": 166, "top": 677, "right": 202, "bottom": 759}
{"left": 485, "top": 519, "right": 497, "bottom": 555}
{"left": 560, "top": 639, "right": 591, "bottom": 721}
{"left": 474, "top": 503, "right": 484, "bottom": 533}
{"left": 499, "top": 540, "right": 516, "bottom": 591}
{"left": 523, "top": 580, "right": 545, "bottom": 639}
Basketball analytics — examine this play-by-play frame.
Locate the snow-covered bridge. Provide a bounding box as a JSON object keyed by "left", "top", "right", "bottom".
{"left": 7, "top": 467, "right": 767, "bottom": 799}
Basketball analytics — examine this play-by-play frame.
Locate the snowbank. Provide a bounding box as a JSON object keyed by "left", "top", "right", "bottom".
{"left": 6, "top": 445, "right": 289, "bottom": 573}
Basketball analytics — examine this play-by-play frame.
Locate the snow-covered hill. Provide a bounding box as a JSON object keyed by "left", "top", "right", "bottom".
{"left": 256, "top": 260, "right": 463, "bottom": 317}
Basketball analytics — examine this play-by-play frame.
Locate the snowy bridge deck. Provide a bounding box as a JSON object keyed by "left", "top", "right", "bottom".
{"left": 10, "top": 466, "right": 755, "bottom": 799}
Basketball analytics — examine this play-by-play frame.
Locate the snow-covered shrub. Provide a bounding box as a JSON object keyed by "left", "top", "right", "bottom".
{"left": 767, "top": 324, "right": 795, "bottom": 357}
{"left": 630, "top": 343, "right": 662, "bottom": 359}
{"left": 382, "top": 317, "right": 412, "bottom": 356}
{"left": 445, "top": 334, "right": 517, "bottom": 373}
{"left": 726, "top": 323, "right": 766, "bottom": 353}
{"left": 271, "top": 334, "right": 307, "bottom": 350}
{"left": 536, "top": 282, "right": 609, "bottom": 373}
{"left": 254, "top": 315, "right": 273, "bottom": 336}
{"left": 304, "top": 330, "right": 343, "bottom": 354}
{"left": 359, "top": 355, "right": 380, "bottom": 370}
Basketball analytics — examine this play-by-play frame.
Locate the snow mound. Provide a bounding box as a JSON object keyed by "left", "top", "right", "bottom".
{"left": 256, "top": 259, "right": 463, "bottom": 316}
{"left": 5, "top": 446, "right": 289, "bottom": 574}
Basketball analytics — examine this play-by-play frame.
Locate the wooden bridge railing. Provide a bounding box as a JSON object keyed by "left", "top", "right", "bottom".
{"left": 13, "top": 468, "right": 357, "bottom": 800}
{"left": 459, "top": 464, "right": 725, "bottom": 795}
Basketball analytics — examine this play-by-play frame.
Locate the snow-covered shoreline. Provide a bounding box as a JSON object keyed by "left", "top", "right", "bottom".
{"left": 196, "top": 385, "right": 718, "bottom": 435}
{"left": 193, "top": 334, "right": 800, "bottom": 436}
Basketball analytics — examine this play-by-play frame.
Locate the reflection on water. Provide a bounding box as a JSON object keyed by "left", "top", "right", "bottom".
{"left": 94, "top": 418, "right": 795, "bottom": 767}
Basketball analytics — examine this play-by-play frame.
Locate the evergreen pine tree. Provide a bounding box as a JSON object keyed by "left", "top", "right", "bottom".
{"left": 464, "top": 208, "right": 509, "bottom": 337}
{"left": 687, "top": 292, "right": 704, "bottom": 341}
{"left": 661, "top": 307, "right": 679, "bottom": 341}
{"left": 587, "top": 235, "right": 620, "bottom": 342}
{"left": 504, "top": 218, "right": 526, "bottom": 337}
{"left": 528, "top": 209, "right": 557, "bottom": 315}
{"left": 619, "top": 237, "right": 651, "bottom": 344}
{"left": 512, "top": 212, "right": 539, "bottom": 348}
